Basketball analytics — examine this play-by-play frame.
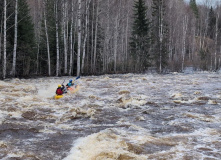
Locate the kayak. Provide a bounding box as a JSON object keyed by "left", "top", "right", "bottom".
{"left": 68, "top": 85, "right": 80, "bottom": 92}
{"left": 54, "top": 94, "right": 64, "bottom": 99}
{"left": 54, "top": 85, "right": 79, "bottom": 99}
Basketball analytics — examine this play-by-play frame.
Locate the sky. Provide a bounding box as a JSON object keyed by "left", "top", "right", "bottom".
{"left": 185, "top": 0, "right": 221, "bottom": 5}
{"left": 198, "top": 0, "right": 221, "bottom": 4}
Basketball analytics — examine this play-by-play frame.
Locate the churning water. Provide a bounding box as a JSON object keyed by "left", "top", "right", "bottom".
{"left": 0, "top": 72, "right": 220, "bottom": 160}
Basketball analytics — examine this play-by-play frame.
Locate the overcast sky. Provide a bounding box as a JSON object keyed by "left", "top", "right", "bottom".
{"left": 198, "top": 0, "right": 221, "bottom": 4}
{"left": 185, "top": 0, "right": 221, "bottom": 5}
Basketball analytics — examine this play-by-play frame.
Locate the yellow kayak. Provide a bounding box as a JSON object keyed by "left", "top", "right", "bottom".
{"left": 54, "top": 94, "right": 64, "bottom": 99}
{"left": 54, "top": 85, "right": 80, "bottom": 99}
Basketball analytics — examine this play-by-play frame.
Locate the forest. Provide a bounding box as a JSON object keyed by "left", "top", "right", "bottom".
{"left": 0, "top": 0, "right": 221, "bottom": 79}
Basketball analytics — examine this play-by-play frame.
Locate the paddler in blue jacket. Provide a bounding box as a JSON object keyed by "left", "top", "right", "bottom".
{"left": 66, "top": 79, "right": 74, "bottom": 88}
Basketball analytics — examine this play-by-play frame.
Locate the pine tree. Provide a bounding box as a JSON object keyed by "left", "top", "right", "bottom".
{"left": 129, "top": 0, "right": 150, "bottom": 72}
{"left": 16, "top": 0, "right": 36, "bottom": 76}
{"left": 208, "top": 7, "right": 216, "bottom": 39}
{"left": 151, "top": 0, "right": 168, "bottom": 73}
{"left": 189, "top": 0, "right": 199, "bottom": 19}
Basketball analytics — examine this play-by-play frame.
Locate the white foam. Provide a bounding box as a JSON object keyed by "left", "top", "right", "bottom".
{"left": 63, "top": 129, "right": 147, "bottom": 160}
{"left": 37, "top": 83, "right": 58, "bottom": 98}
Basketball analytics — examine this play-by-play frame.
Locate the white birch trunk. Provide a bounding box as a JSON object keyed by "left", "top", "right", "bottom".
{"left": 182, "top": 16, "right": 188, "bottom": 72}
{"left": 55, "top": 1, "right": 60, "bottom": 76}
{"left": 81, "top": 0, "right": 91, "bottom": 73}
{"left": 11, "top": 0, "right": 18, "bottom": 76}
{"left": 103, "top": 0, "right": 110, "bottom": 73}
{"left": 219, "top": 46, "right": 221, "bottom": 69}
{"left": 69, "top": 0, "right": 74, "bottom": 75}
{"left": 36, "top": 0, "right": 42, "bottom": 74}
{"left": 91, "top": 0, "right": 95, "bottom": 72}
{"left": 0, "top": 11, "right": 4, "bottom": 61}
{"left": 43, "top": 0, "right": 51, "bottom": 76}
{"left": 159, "top": 2, "right": 163, "bottom": 73}
{"left": 3, "top": 0, "right": 7, "bottom": 79}
{"left": 0, "top": 22, "right": 2, "bottom": 60}
{"left": 77, "top": 0, "right": 82, "bottom": 76}
{"left": 214, "top": 13, "right": 219, "bottom": 70}
{"left": 121, "top": 31, "right": 124, "bottom": 71}
{"left": 114, "top": 14, "right": 119, "bottom": 73}
{"left": 73, "top": 17, "right": 78, "bottom": 72}
{"left": 125, "top": 5, "right": 129, "bottom": 68}
{"left": 191, "top": 26, "right": 196, "bottom": 61}
{"left": 63, "top": 0, "right": 68, "bottom": 74}
{"left": 93, "top": 0, "right": 99, "bottom": 72}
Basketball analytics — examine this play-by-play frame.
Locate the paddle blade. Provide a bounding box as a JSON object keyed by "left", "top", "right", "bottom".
{"left": 76, "top": 76, "right": 80, "bottom": 80}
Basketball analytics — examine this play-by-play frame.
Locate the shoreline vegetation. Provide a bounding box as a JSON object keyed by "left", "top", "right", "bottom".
{"left": 1, "top": 0, "right": 221, "bottom": 79}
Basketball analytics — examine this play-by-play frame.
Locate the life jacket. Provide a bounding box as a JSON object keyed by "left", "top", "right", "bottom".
{"left": 56, "top": 87, "right": 63, "bottom": 95}
{"left": 67, "top": 82, "right": 72, "bottom": 87}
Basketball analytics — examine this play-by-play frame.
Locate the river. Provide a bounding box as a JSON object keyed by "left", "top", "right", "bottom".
{"left": 0, "top": 72, "right": 220, "bottom": 160}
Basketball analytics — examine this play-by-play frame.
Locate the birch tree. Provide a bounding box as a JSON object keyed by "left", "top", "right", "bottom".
{"left": 152, "top": 0, "right": 168, "bottom": 73}
{"left": 34, "top": 0, "right": 42, "bottom": 74}
{"left": 214, "top": 13, "right": 219, "bottom": 70}
{"left": 1, "top": 0, "right": 221, "bottom": 76}
{"left": 43, "top": 0, "right": 51, "bottom": 76}
{"left": 113, "top": 12, "right": 119, "bottom": 73}
{"left": 63, "top": 0, "right": 68, "bottom": 74}
{"left": 3, "top": 0, "right": 7, "bottom": 79}
{"left": 55, "top": 0, "right": 60, "bottom": 76}
{"left": 93, "top": 0, "right": 99, "bottom": 73}
{"left": 11, "top": 0, "right": 18, "bottom": 76}
{"left": 81, "top": 0, "right": 91, "bottom": 73}
{"left": 125, "top": 2, "right": 130, "bottom": 70}
{"left": 181, "top": 16, "right": 188, "bottom": 71}
{"left": 77, "top": 0, "right": 82, "bottom": 76}
{"left": 0, "top": 20, "right": 2, "bottom": 61}
{"left": 90, "top": 0, "right": 95, "bottom": 72}
{"left": 69, "top": 0, "right": 74, "bottom": 75}
{"left": 103, "top": 0, "right": 111, "bottom": 73}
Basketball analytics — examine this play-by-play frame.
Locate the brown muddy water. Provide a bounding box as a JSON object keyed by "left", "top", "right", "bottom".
{"left": 0, "top": 73, "right": 221, "bottom": 160}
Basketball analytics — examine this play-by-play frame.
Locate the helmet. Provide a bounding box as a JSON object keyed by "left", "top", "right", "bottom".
{"left": 69, "top": 79, "right": 72, "bottom": 83}
{"left": 58, "top": 84, "right": 61, "bottom": 87}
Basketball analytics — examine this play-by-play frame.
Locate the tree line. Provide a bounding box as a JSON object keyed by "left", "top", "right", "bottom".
{"left": 1, "top": 0, "right": 221, "bottom": 79}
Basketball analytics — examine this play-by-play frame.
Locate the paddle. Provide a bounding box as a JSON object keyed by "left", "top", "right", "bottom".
{"left": 73, "top": 76, "right": 80, "bottom": 86}
{"left": 61, "top": 79, "right": 66, "bottom": 85}
{"left": 61, "top": 76, "right": 79, "bottom": 85}
{"left": 75, "top": 76, "right": 80, "bottom": 80}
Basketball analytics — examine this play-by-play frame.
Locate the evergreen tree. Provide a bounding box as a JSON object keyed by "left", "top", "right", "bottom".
{"left": 16, "top": 0, "right": 36, "bottom": 76}
{"left": 189, "top": 0, "right": 199, "bottom": 19}
{"left": 208, "top": 7, "right": 216, "bottom": 39}
{"left": 151, "top": 0, "right": 168, "bottom": 73}
{"left": 129, "top": 0, "right": 150, "bottom": 72}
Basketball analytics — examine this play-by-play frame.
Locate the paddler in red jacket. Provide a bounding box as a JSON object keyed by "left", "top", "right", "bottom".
{"left": 56, "top": 84, "right": 63, "bottom": 95}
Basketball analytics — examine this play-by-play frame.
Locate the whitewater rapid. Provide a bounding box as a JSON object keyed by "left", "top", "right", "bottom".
{"left": 0, "top": 73, "right": 220, "bottom": 160}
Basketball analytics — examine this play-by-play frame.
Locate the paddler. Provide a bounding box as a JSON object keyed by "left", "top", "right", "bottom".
{"left": 56, "top": 84, "right": 63, "bottom": 95}
{"left": 66, "top": 79, "right": 74, "bottom": 88}
{"left": 61, "top": 84, "right": 67, "bottom": 93}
